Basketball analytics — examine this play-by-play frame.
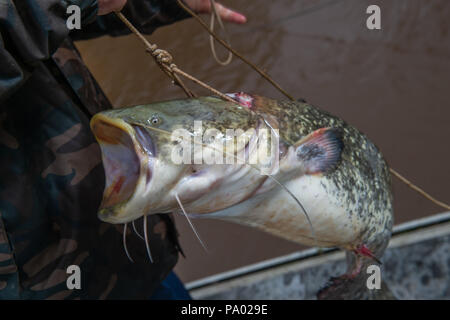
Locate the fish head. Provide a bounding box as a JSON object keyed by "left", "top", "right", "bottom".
{"left": 90, "top": 96, "right": 274, "bottom": 224}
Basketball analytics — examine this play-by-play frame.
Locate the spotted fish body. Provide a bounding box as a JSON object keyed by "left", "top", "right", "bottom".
{"left": 90, "top": 93, "right": 393, "bottom": 258}
{"left": 202, "top": 94, "right": 393, "bottom": 255}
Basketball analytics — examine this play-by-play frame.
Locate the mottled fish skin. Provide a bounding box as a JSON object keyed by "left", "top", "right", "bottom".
{"left": 247, "top": 95, "right": 394, "bottom": 256}
{"left": 98, "top": 97, "right": 260, "bottom": 157}
{"left": 91, "top": 94, "right": 394, "bottom": 257}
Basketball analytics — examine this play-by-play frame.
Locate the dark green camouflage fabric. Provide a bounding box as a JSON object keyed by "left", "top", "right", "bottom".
{"left": 0, "top": 0, "right": 188, "bottom": 299}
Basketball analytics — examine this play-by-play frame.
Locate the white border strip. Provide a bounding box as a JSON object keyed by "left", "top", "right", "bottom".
{"left": 185, "top": 211, "right": 450, "bottom": 290}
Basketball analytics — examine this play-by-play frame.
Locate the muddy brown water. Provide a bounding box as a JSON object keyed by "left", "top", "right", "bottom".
{"left": 76, "top": 0, "right": 450, "bottom": 283}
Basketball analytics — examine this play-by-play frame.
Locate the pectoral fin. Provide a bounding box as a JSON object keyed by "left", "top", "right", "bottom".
{"left": 295, "top": 127, "right": 344, "bottom": 174}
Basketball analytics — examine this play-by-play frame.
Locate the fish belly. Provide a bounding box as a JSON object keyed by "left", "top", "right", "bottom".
{"left": 205, "top": 175, "right": 360, "bottom": 249}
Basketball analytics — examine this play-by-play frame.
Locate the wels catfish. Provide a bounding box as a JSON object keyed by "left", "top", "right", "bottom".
{"left": 90, "top": 93, "right": 394, "bottom": 298}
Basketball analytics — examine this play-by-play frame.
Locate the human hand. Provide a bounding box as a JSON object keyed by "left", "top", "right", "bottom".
{"left": 98, "top": 0, "right": 127, "bottom": 15}
{"left": 98, "top": 0, "right": 247, "bottom": 24}
{"left": 183, "top": 0, "right": 247, "bottom": 24}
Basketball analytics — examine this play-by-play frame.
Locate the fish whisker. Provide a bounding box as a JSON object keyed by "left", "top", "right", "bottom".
{"left": 175, "top": 192, "right": 209, "bottom": 253}
{"left": 123, "top": 223, "right": 134, "bottom": 263}
{"left": 132, "top": 219, "right": 145, "bottom": 241}
{"left": 143, "top": 215, "right": 154, "bottom": 263}
{"left": 265, "top": 174, "right": 317, "bottom": 248}
{"left": 258, "top": 115, "right": 318, "bottom": 248}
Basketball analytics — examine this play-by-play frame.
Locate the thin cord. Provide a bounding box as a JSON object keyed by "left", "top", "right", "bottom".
{"left": 209, "top": 0, "right": 233, "bottom": 66}
{"left": 176, "top": 0, "right": 295, "bottom": 101}
{"left": 171, "top": 66, "right": 236, "bottom": 103}
{"left": 115, "top": 12, "right": 196, "bottom": 98}
{"left": 390, "top": 168, "right": 450, "bottom": 210}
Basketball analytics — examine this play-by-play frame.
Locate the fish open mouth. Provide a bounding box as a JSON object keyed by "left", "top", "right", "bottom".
{"left": 91, "top": 115, "right": 140, "bottom": 210}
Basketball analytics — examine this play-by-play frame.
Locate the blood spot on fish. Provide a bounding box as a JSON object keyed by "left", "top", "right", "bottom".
{"left": 226, "top": 92, "right": 254, "bottom": 109}
{"left": 354, "top": 244, "right": 381, "bottom": 264}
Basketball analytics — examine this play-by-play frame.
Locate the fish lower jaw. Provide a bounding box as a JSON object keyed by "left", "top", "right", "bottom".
{"left": 97, "top": 209, "right": 135, "bottom": 224}
{"left": 97, "top": 197, "right": 155, "bottom": 224}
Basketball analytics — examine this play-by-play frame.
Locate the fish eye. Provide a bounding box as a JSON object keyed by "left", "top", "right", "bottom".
{"left": 150, "top": 115, "right": 161, "bottom": 125}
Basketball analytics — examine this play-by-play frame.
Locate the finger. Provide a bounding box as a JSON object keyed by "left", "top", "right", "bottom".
{"left": 98, "top": 0, "right": 127, "bottom": 15}
{"left": 214, "top": 3, "right": 247, "bottom": 24}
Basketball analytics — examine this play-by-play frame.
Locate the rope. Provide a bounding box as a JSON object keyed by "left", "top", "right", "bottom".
{"left": 115, "top": 11, "right": 236, "bottom": 104}
{"left": 209, "top": 0, "right": 233, "bottom": 66}
{"left": 175, "top": 0, "right": 450, "bottom": 211}
{"left": 171, "top": 66, "right": 235, "bottom": 102}
{"left": 390, "top": 168, "right": 450, "bottom": 210}
{"left": 114, "top": 5, "right": 450, "bottom": 212}
{"left": 176, "top": 0, "right": 295, "bottom": 101}
{"left": 115, "top": 12, "right": 195, "bottom": 98}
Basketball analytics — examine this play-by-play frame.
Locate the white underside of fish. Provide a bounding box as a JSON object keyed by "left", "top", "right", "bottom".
{"left": 193, "top": 173, "right": 360, "bottom": 249}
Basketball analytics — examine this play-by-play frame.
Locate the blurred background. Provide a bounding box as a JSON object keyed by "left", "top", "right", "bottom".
{"left": 75, "top": 0, "right": 450, "bottom": 283}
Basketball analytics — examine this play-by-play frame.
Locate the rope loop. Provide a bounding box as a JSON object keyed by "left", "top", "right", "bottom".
{"left": 209, "top": 0, "right": 233, "bottom": 66}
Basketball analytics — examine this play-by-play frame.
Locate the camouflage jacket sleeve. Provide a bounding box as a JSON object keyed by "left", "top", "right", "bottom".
{"left": 0, "top": 0, "right": 186, "bottom": 299}
{"left": 0, "top": 0, "right": 98, "bottom": 102}
{"left": 0, "top": 0, "right": 189, "bottom": 101}
{"left": 70, "top": 0, "right": 191, "bottom": 40}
